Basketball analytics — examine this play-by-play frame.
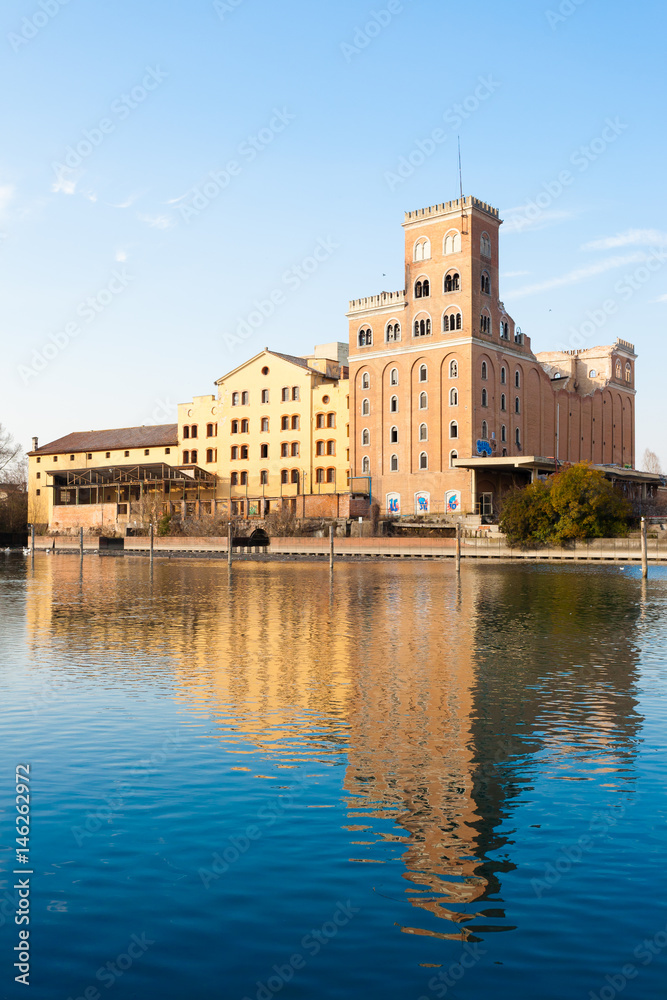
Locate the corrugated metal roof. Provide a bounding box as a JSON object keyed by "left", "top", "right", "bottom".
{"left": 30, "top": 424, "right": 178, "bottom": 456}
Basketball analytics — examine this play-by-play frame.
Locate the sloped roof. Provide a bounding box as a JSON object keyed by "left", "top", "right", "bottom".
{"left": 30, "top": 424, "right": 178, "bottom": 456}
{"left": 215, "top": 348, "right": 331, "bottom": 384}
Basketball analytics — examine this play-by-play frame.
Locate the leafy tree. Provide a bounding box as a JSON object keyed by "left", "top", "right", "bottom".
{"left": 499, "top": 463, "right": 632, "bottom": 547}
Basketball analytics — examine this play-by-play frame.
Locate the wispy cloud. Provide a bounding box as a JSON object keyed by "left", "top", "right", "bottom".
{"left": 108, "top": 194, "right": 140, "bottom": 210}
{"left": 582, "top": 229, "right": 667, "bottom": 251}
{"left": 0, "top": 184, "right": 15, "bottom": 215}
{"left": 501, "top": 270, "right": 529, "bottom": 278}
{"left": 164, "top": 192, "right": 189, "bottom": 205}
{"left": 502, "top": 207, "right": 573, "bottom": 234}
{"left": 510, "top": 253, "right": 647, "bottom": 299}
{"left": 657, "top": 293, "right": 667, "bottom": 303}
{"left": 138, "top": 213, "right": 174, "bottom": 230}
{"left": 52, "top": 167, "right": 82, "bottom": 195}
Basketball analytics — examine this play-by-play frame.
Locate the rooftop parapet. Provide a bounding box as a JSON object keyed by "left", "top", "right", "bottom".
{"left": 348, "top": 290, "right": 406, "bottom": 314}
{"left": 404, "top": 196, "right": 500, "bottom": 224}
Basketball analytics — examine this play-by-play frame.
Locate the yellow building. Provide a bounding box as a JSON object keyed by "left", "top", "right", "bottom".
{"left": 179, "top": 343, "right": 353, "bottom": 517}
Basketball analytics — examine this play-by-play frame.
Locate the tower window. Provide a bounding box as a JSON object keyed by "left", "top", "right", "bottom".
{"left": 358, "top": 328, "right": 373, "bottom": 347}
{"left": 361, "top": 372, "right": 370, "bottom": 389}
{"left": 390, "top": 454, "right": 398, "bottom": 471}
{"left": 444, "top": 311, "right": 462, "bottom": 332}
{"left": 480, "top": 232, "right": 492, "bottom": 258}
{"left": 390, "top": 426, "right": 398, "bottom": 443}
{"left": 444, "top": 230, "right": 462, "bottom": 255}
{"left": 449, "top": 388, "right": 458, "bottom": 406}
{"left": 449, "top": 360, "right": 458, "bottom": 379}
{"left": 419, "top": 452, "right": 428, "bottom": 470}
{"left": 419, "top": 423, "right": 428, "bottom": 442}
{"left": 414, "top": 237, "right": 431, "bottom": 261}
{"left": 481, "top": 362, "right": 488, "bottom": 380}
{"left": 450, "top": 421, "right": 458, "bottom": 439}
{"left": 419, "top": 392, "right": 428, "bottom": 410}
{"left": 444, "top": 271, "right": 460, "bottom": 292}
{"left": 390, "top": 395, "right": 398, "bottom": 413}
{"left": 390, "top": 368, "right": 399, "bottom": 385}
{"left": 419, "top": 364, "right": 428, "bottom": 382}
{"left": 386, "top": 322, "right": 401, "bottom": 342}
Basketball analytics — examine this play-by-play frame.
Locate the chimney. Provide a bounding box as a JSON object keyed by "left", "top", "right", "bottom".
{"left": 32, "top": 436, "right": 39, "bottom": 452}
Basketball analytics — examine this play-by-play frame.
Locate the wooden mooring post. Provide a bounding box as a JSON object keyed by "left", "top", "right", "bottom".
{"left": 79, "top": 527, "right": 84, "bottom": 564}
{"left": 455, "top": 522, "right": 461, "bottom": 573}
{"left": 641, "top": 517, "right": 648, "bottom": 579}
{"left": 150, "top": 523, "right": 154, "bottom": 569}
{"left": 329, "top": 524, "right": 335, "bottom": 571}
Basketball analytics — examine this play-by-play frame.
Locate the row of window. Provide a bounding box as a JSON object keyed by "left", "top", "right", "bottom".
{"left": 413, "top": 271, "right": 490, "bottom": 298}
{"left": 231, "top": 387, "right": 301, "bottom": 406}
{"left": 360, "top": 362, "right": 522, "bottom": 389}
{"left": 232, "top": 469, "right": 338, "bottom": 486}
{"left": 182, "top": 423, "right": 217, "bottom": 439}
{"left": 357, "top": 313, "right": 515, "bottom": 346}
{"left": 182, "top": 449, "right": 217, "bottom": 464}
{"left": 413, "top": 232, "right": 492, "bottom": 261}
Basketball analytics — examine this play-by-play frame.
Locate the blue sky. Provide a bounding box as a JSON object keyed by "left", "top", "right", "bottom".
{"left": 2, "top": 0, "right": 666, "bottom": 468}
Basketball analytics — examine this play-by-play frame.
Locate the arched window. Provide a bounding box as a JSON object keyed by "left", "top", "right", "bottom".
{"left": 500, "top": 322, "right": 509, "bottom": 341}
{"left": 281, "top": 469, "right": 289, "bottom": 484}
{"left": 241, "top": 419, "right": 249, "bottom": 433}
{"left": 481, "top": 388, "right": 488, "bottom": 407}
{"left": 315, "top": 468, "right": 324, "bottom": 483}
{"left": 501, "top": 393, "right": 506, "bottom": 411}
{"left": 449, "top": 450, "right": 458, "bottom": 468}
{"left": 260, "top": 470, "right": 269, "bottom": 485}
{"left": 449, "top": 360, "right": 458, "bottom": 378}
{"left": 361, "top": 372, "right": 370, "bottom": 389}
{"left": 315, "top": 440, "right": 325, "bottom": 457}
{"left": 240, "top": 471, "right": 247, "bottom": 486}
{"left": 625, "top": 363, "right": 632, "bottom": 382}
{"left": 390, "top": 426, "right": 398, "bottom": 443}
{"left": 390, "top": 395, "right": 398, "bottom": 412}
{"left": 326, "top": 468, "right": 335, "bottom": 483}
{"left": 260, "top": 444, "right": 269, "bottom": 459}
{"left": 515, "top": 428, "right": 521, "bottom": 447}
{"left": 386, "top": 322, "right": 401, "bottom": 342}
{"left": 480, "top": 232, "right": 492, "bottom": 258}
{"left": 390, "top": 454, "right": 399, "bottom": 471}
{"left": 183, "top": 450, "right": 190, "bottom": 464}
{"left": 240, "top": 446, "right": 248, "bottom": 460}
{"left": 291, "top": 415, "right": 299, "bottom": 430}
{"left": 282, "top": 415, "right": 290, "bottom": 430}
{"left": 183, "top": 426, "right": 190, "bottom": 439}
{"left": 261, "top": 417, "right": 269, "bottom": 432}
{"left": 419, "top": 423, "right": 428, "bottom": 441}
{"left": 361, "top": 456, "right": 370, "bottom": 474}
{"left": 232, "top": 392, "right": 240, "bottom": 406}
{"left": 414, "top": 317, "right": 431, "bottom": 337}
{"left": 362, "top": 398, "right": 370, "bottom": 416}
{"left": 481, "top": 271, "right": 491, "bottom": 294}
{"left": 481, "top": 362, "right": 488, "bottom": 380}
{"left": 589, "top": 369, "right": 597, "bottom": 378}
{"left": 444, "top": 229, "right": 462, "bottom": 254}
{"left": 419, "top": 391, "right": 428, "bottom": 410}
{"left": 327, "top": 440, "right": 335, "bottom": 455}
{"left": 615, "top": 360, "right": 622, "bottom": 379}
{"left": 419, "top": 364, "right": 428, "bottom": 382}
{"left": 292, "top": 387, "right": 299, "bottom": 401}
{"left": 414, "top": 237, "right": 431, "bottom": 261}
{"left": 281, "top": 387, "right": 289, "bottom": 402}
{"left": 231, "top": 420, "right": 239, "bottom": 434}
{"left": 515, "top": 396, "right": 521, "bottom": 414}
{"left": 415, "top": 278, "right": 429, "bottom": 298}
{"left": 291, "top": 470, "right": 299, "bottom": 484}
{"left": 444, "top": 271, "right": 460, "bottom": 293}
{"left": 230, "top": 447, "right": 238, "bottom": 460}
{"left": 291, "top": 442, "right": 299, "bottom": 457}
{"left": 231, "top": 472, "right": 238, "bottom": 485}
{"left": 501, "top": 425, "right": 506, "bottom": 442}
{"left": 443, "top": 310, "right": 463, "bottom": 332}
{"left": 358, "top": 328, "right": 373, "bottom": 347}
{"left": 449, "top": 387, "right": 458, "bottom": 406}
{"left": 481, "top": 420, "right": 488, "bottom": 440}
{"left": 480, "top": 313, "right": 491, "bottom": 335}
{"left": 390, "top": 368, "right": 399, "bottom": 385}
{"left": 515, "top": 370, "right": 521, "bottom": 388}
{"left": 419, "top": 452, "right": 428, "bottom": 470}
{"left": 450, "top": 421, "right": 458, "bottom": 439}
{"left": 361, "top": 429, "right": 370, "bottom": 446}
{"left": 327, "top": 413, "right": 335, "bottom": 428}
{"left": 500, "top": 366, "right": 506, "bottom": 384}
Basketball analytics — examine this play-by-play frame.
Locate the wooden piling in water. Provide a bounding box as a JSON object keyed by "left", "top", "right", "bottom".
{"left": 455, "top": 522, "right": 461, "bottom": 573}
{"left": 641, "top": 517, "right": 648, "bottom": 579}
{"left": 329, "top": 524, "right": 335, "bottom": 571}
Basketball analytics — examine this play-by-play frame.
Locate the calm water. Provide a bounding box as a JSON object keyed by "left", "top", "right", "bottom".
{"left": 1, "top": 556, "right": 666, "bottom": 1000}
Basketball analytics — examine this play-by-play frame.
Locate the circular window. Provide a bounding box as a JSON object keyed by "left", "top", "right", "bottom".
{"left": 261, "top": 366, "right": 269, "bottom": 375}
{"left": 322, "top": 395, "right": 330, "bottom": 404}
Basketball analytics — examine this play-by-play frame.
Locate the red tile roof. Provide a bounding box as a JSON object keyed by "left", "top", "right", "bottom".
{"left": 30, "top": 424, "right": 178, "bottom": 456}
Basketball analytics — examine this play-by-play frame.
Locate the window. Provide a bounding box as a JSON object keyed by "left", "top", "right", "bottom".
{"left": 232, "top": 392, "right": 240, "bottom": 406}
{"left": 315, "top": 468, "right": 324, "bottom": 484}
{"left": 625, "top": 363, "right": 632, "bottom": 383}
{"left": 207, "top": 423, "right": 217, "bottom": 437}
{"left": 386, "top": 323, "right": 401, "bottom": 342}
{"left": 500, "top": 366, "right": 506, "bottom": 384}
{"left": 326, "top": 468, "right": 335, "bottom": 483}
{"left": 358, "top": 328, "right": 373, "bottom": 347}
{"left": 124, "top": 451, "right": 129, "bottom": 458}
{"left": 36, "top": 458, "right": 40, "bottom": 464}
{"left": 589, "top": 369, "right": 597, "bottom": 378}
{"left": 191, "top": 426, "right": 198, "bottom": 439}
{"left": 481, "top": 389, "right": 488, "bottom": 407}
{"left": 240, "top": 445, "right": 248, "bottom": 459}
{"left": 515, "top": 428, "right": 521, "bottom": 447}
{"left": 261, "top": 417, "right": 269, "bottom": 432}
{"left": 449, "top": 360, "right": 458, "bottom": 379}
{"left": 362, "top": 398, "right": 370, "bottom": 416}
{"left": 282, "top": 415, "right": 290, "bottom": 430}
{"left": 241, "top": 419, "right": 249, "bottom": 433}
{"left": 36, "top": 472, "right": 41, "bottom": 479}
{"left": 449, "top": 387, "right": 458, "bottom": 406}
{"left": 413, "top": 317, "right": 431, "bottom": 337}
{"left": 281, "top": 470, "right": 289, "bottom": 484}
{"left": 390, "top": 454, "right": 399, "bottom": 471}
{"left": 291, "top": 415, "right": 300, "bottom": 430}
{"left": 390, "top": 368, "right": 399, "bottom": 385}
{"left": 260, "top": 470, "right": 269, "bottom": 485}
{"left": 292, "top": 387, "right": 299, "bottom": 401}
{"left": 260, "top": 444, "right": 269, "bottom": 458}
{"left": 415, "top": 278, "right": 430, "bottom": 298}
{"left": 515, "top": 370, "right": 521, "bottom": 388}
{"left": 481, "top": 362, "right": 488, "bottom": 380}
{"left": 481, "top": 271, "right": 491, "bottom": 294}
{"left": 480, "top": 313, "right": 491, "bottom": 335}
{"left": 291, "top": 470, "right": 299, "bottom": 485}
{"left": 316, "top": 414, "right": 325, "bottom": 429}
{"left": 450, "top": 421, "right": 458, "bottom": 439}
{"left": 414, "top": 237, "right": 431, "bottom": 261}
{"left": 615, "top": 360, "right": 622, "bottom": 379}
{"left": 444, "top": 230, "right": 462, "bottom": 254}
{"left": 241, "top": 391, "right": 249, "bottom": 405}
{"left": 231, "top": 446, "right": 239, "bottom": 460}
{"left": 443, "top": 311, "right": 462, "bottom": 332}
{"left": 515, "top": 397, "right": 521, "bottom": 414}
{"left": 361, "top": 456, "right": 370, "bottom": 474}
{"left": 144, "top": 448, "right": 150, "bottom": 456}
{"left": 449, "top": 450, "right": 458, "bottom": 468}
{"left": 481, "top": 232, "right": 492, "bottom": 258}
{"left": 183, "top": 426, "right": 190, "bottom": 439}
{"left": 322, "top": 395, "right": 330, "bottom": 404}
{"left": 501, "top": 393, "right": 507, "bottom": 411}
{"left": 291, "top": 442, "right": 299, "bottom": 457}
{"left": 361, "top": 429, "right": 370, "bottom": 446}
{"left": 481, "top": 420, "right": 488, "bottom": 440}
{"left": 419, "top": 423, "right": 428, "bottom": 441}
{"left": 36, "top": 489, "right": 41, "bottom": 496}
{"left": 316, "top": 440, "right": 326, "bottom": 456}
{"left": 419, "top": 452, "right": 428, "bottom": 470}
{"left": 327, "top": 413, "right": 335, "bottom": 428}
{"left": 261, "top": 389, "right": 269, "bottom": 403}
{"left": 444, "top": 271, "right": 460, "bottom": 292}
{"left": 361, "top": 372, "right": 370, "bottom": 389}
{"left": 501, "top": 425, "right": 507, "bottom": 442}
{"left": 70, "top": 454, "right": 75, "bottom": 461}
{"left": 231, "top": 420, "right": 239, "bottom": 434}
{"left": 282, "top": 442, "right": 290, "bottom": 457}
{"left": 240, "top": 471, "right": 247, "bottom": 486}
{"left": 190, "top": 450, "right": 198, "bottom": 464}
{"left": 206, "top": 449, "right": 215, "bottom": 463}
{"left": 390, "top": 395, "right": 398, "bottom": 413}
{"left": 419, "top": 391, "right": 428, "bottom": 410}
{"left": 419, "top": 364, "right": 428, "bottom": 382}
{"left": 231, "top": 472, "right": 238, "bottom": 486}
{"left": 500, "top": 322, "right": 509, "bottom": 341}
{"left": 262, "top": 366, "right": 269, "bottom": 375}
{"left": 390, "top": 426, "right": 398, "bottom": 443}
{"left": 281, "top": 387, "right": 289, "bottom": 402}
{"left": 327, "top": 441, "right": 335, "bottom": 455}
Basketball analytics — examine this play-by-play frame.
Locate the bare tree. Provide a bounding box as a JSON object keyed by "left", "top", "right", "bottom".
{"left": 0, "top": 424, "right": 25, "bottom": 484}
{"left": 642, "top": 448, "right": 663, "bottom": 475}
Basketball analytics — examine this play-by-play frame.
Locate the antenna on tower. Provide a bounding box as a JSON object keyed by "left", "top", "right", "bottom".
{"left": 458, "top": 136, "right": 469, "bottom": 234}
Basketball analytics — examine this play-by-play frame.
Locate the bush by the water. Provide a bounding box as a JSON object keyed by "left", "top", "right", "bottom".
{"left": 500, "top": 463, "right": 632, "bottom": 546}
